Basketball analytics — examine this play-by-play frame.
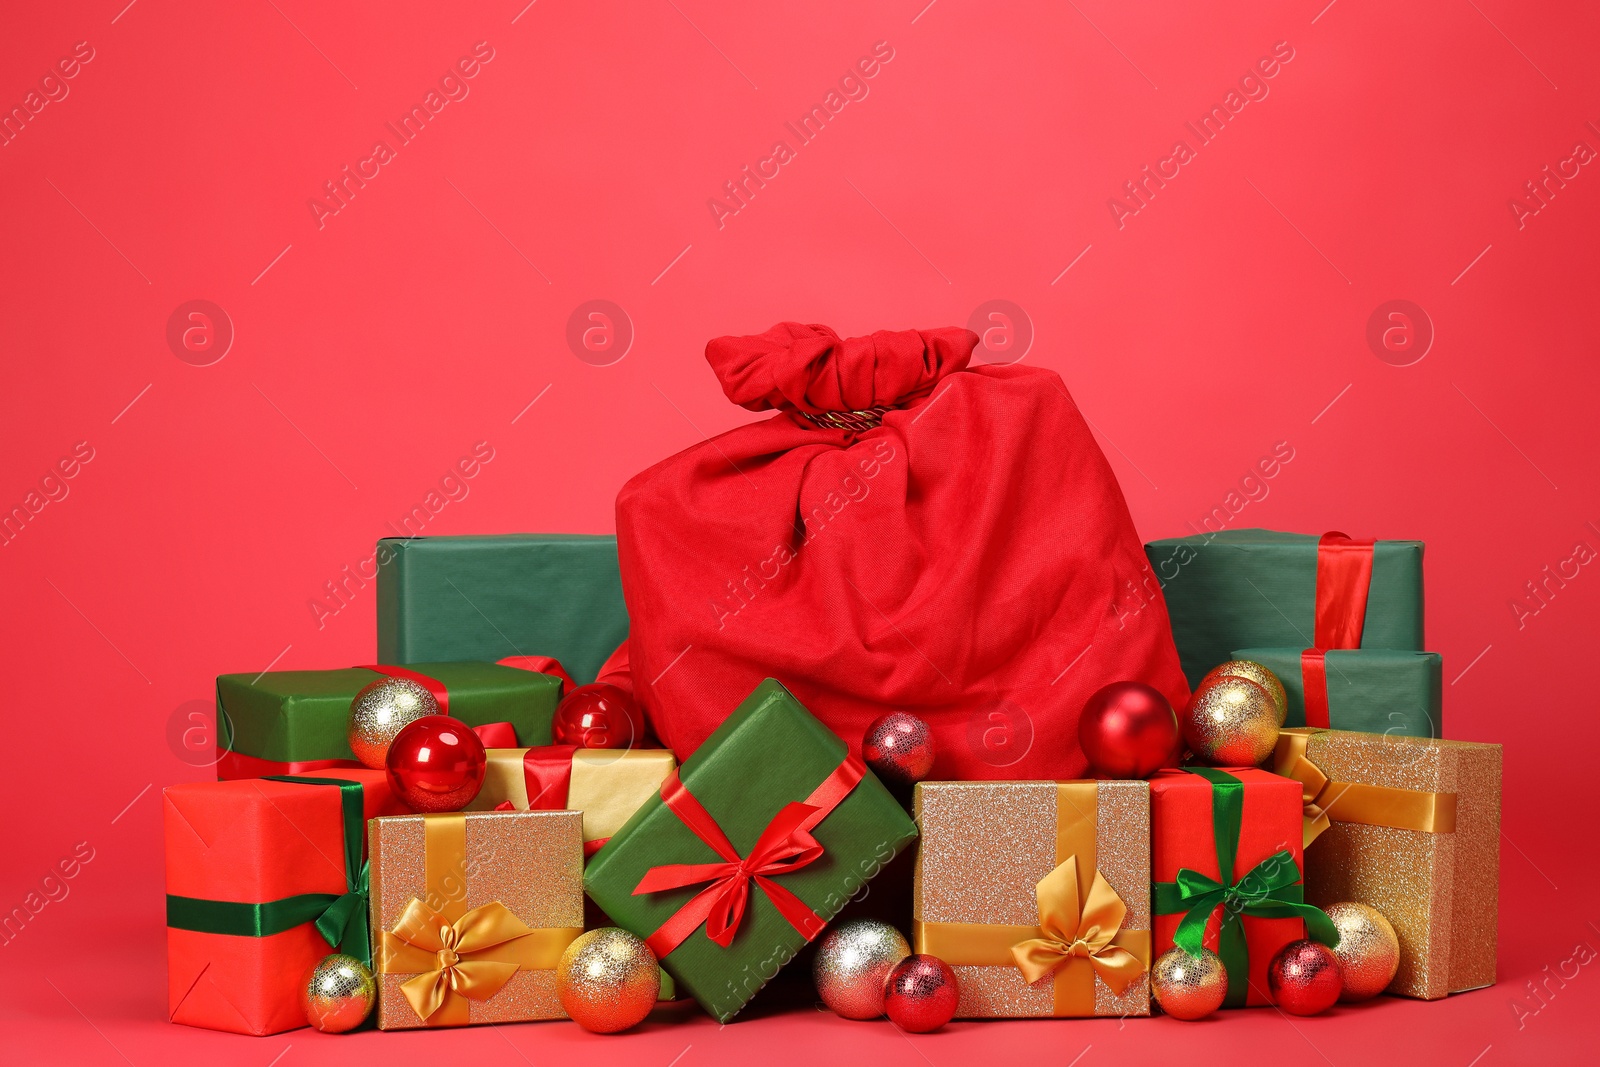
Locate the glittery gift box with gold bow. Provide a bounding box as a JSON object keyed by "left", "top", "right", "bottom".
{"left": 367, "top": 809, "right": 585, "bottom": 1029}
{"left": 912, "top": 780, "right": 1151, "bottom": 1017}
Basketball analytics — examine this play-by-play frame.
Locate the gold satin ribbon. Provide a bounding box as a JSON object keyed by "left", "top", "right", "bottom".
{"left": 376, "top": 812, "right": 581, "bottom": 1026}
{"left": 1273, "top": 730, "right": 1458, "bottom": 848}
{"left": 915, "top": 782, "right": 1149, "bottom": 1016}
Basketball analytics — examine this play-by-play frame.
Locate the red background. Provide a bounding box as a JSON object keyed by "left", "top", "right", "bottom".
{"left": 4, "top": 1, "right": 1596, "bottom": 1063}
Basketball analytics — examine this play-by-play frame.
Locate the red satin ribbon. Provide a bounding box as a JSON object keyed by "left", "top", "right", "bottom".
{"left": 356, "top": 664, "right": 452, "bottom": 713}
{"left": 495, "top": 655, "right": 576, "bottom": 693}
{"left": 633, "top": 755, "right": 865, "bottom": 958}
{"left": 1300, "top": 532, "right": 1376, "bottom": 728}
{"left": 218, "top": 721, "right": 518, "bottom": 779}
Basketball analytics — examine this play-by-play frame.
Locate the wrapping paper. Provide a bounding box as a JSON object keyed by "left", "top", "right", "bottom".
{"left": 215, "top": 661, "right": 560, "bottom": 778}
{"left": 1274, "top": 727, "right": 1501, "bottom": 998}
{"left": 913, "top": 780, "right": 1151, "bottom": 1017}
{"left": 466, "top": 745, "right": 677, "bottom": 849}
{"left": 376, "top": 533, "right": 629, "bottom": 684}
{"left": 368, "top": 809, "right": 584, "bottom": 1028}
{"left": 1233, "top": 647, "right": 1442, "bottom": 736}
{"left": 163, "top": 769, "right": 402, "bottom": 1036}
{"left": 584, "top": 679, "right": 918, "bottom": 1022}
{"left": 1144, "top": 529, "right": 1424, "bottom": 687}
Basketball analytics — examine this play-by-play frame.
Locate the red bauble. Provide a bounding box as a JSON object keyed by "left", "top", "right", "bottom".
{"left": 1078, "top": 681, "right": 1180, "bottom": 779}
{"left": 862, "top": 712, "right": 936, "bottom": 785}
{"left": 552, "top": 683, "right": 644, "bottom": 749}
{"left": 1267, "top": 940, "right": 1343, "bottom": 1016}
{"left": 883, "top": 954, "right": 959, "bottom": 1033}
{"left": 385, "top": 715, "right": 487, "bottom": 812}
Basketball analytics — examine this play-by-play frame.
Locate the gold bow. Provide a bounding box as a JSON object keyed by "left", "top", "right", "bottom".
{"left": 380, "top": 897, "right": 563, "bottom": 1025}
{"left": 1274, "top": 730, "right": 1457, "bottom": 848}
{"left": 1010, "top": 856, "right": 1145, "bottom": 995}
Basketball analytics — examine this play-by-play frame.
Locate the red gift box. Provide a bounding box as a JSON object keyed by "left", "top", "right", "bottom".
{"left": 164, "top": 769, "right": 402, "bottom": 1035}
{"left": 1150, "top": 767, "right": 1310, "bottom": 1008}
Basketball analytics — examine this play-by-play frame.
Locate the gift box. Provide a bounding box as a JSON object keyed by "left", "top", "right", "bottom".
{"left": 1273, "top": 727, "right": 1501, "bottom": 998}
{"left": 368, "top": 809, "right": 585, "bottom": 1029}
{"left": 164, "top": 770, "right": 402, "bottom": 1035}
{"left": 913, "top": 780, "right": 1151, "bottom": 1017}
{"left": 1144, "top": 529, "right": 1425, "bottom": 687}
{"left": 377, "top": 533, "right": 629, "bottom": 684}
{"left": 466, "top": 745, "right": 677, "bottom": 854}
{"left": 1232, "top": 647, "right": 1442, "bottom": 736}
{"left": 584, "top": 679, "right": 919, "bottom": 1022}
{"left": 216, "top": 661, "right": 561, "bottom": 779}
{"left": 1151, "top": 767, "right": 1336, "bottom": 1009}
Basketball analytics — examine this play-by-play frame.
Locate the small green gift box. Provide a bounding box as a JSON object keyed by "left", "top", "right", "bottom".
{"left": 1233, "top": 647, "right": 1442, "bottom": 737}
{"left": 584, "top": 679, "right": 918, "bottom": 1022}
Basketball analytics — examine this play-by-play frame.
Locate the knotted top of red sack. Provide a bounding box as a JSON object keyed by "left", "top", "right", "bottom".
{"left": 706, "top": 323, "right": 978, "bottom": 414}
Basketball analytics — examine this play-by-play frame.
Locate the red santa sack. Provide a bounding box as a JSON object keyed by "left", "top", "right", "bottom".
{"left": 615, "top": 322, "right": 1188, "bottom": 779}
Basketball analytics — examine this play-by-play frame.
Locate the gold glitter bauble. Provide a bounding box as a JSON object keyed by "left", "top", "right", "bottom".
{"left": 348, "top": 677, "right": 439, "bottom": 768}
{"left": 555, "top": 927, "right": 660, "bottom": 1033}
{"left": 1151, "top": 947, "right": 1227, "bottom": 1020}
{"left": 1182, "top": 676, "right": 1279, "bottom": 766}
{"left": 814, "top": 918, "right": 911, "bottom": 1019}
{"left": 301, "top": 953, "right": 375, "bottom": 1033}
{"left": 1200, "top": 660, "right": 1288, "bottom": 726}
{"left": 1326, "top": 901, "right": 1400, "bottom": 1001}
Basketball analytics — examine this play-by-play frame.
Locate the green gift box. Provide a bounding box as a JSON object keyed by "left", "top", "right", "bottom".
{"left": 1144, "top": 529, "right": 1425, "bottom": 687}
{"left": 376, "top": 534, "right": 628, "bottom": 684}
{"left": 584, "top": 679, "right": 918, "bottom": 1022}
{"left": 216, "top": 663, "right": 560, "bottom": 779}
{"left": 1232, "top": 647, "right": 1442, "bottom": 737}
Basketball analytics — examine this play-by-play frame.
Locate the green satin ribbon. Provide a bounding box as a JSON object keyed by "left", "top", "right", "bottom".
{"left": 1153, "top": 768, "right": 1337, "bottom": 1008}
{"left": 165, "top": 776, "right": 372, "bottom": 965}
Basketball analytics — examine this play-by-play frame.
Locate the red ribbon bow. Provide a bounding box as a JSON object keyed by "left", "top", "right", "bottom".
{"left": 633, "top": 755, "right": 864, "bottom": 958}
{"left": 1300, "top": 531, "right": 1376, "bottom": 728}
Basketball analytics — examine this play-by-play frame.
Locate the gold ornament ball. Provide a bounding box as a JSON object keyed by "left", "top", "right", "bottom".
{"left": 814, "top": 918, "right": 911, "bottom": 1019}
{"left": 348, "top": 677, "right": 440, "bottom": 769}
{"left": 556, "top": 927, "right": 660, "bottom": 1033}
{"left": 1200, "top": 660, "right": 1288, "bottom": 726}
{"left": 301, "top": 953, "right": 375, "bottom": 1033}
{"left": 1182, "top": 676, "right": 1280, "bottom": 766}
{"left": 1326, "top": 901, "right": 1400, "bottom": 1001}
{"left": 1151, "top": 947, "right": 1228, "bottom": 1020}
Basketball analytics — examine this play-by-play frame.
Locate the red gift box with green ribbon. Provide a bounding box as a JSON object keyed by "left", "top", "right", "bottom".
{"left": 164, "top": 770, "right": 404, "bottom": 1035}
{"left": 1151, "top": 767, "right": 1337, "bottom": 1009}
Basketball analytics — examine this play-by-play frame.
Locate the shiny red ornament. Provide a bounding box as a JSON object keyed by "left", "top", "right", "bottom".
{"left": 552, "top": 683, "right": 644, "bottom": 749}
{"left": 884, "top": 954, "right": 959, "bottom": 1033}
{"left": 1268, "top": 939, "right": 1343, "bottom": 1016}
{"left": 1077, "top": 681, "right": 1181, "bottom": 779}
{"left": 385, "top": 715, "right": 487, "bottom": 812}
{"left": 862, "top": 712, "right": 936, "bottom": 785}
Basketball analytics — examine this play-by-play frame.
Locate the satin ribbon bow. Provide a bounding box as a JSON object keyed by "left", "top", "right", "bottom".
{"left": 315, "top": 859, "right": 371, "bottom": 960}
{"left": 1164, "top": 850, "right": 1339, "bottom": 961}
{"left": 1010, "top": 856, "right": 1145, "bottom": 995}
{"left": 1280, "top": 753, "right": 1346, "bottom": 847}
{"left": 387, "top": 898, "right": 536, "bottom": 1022}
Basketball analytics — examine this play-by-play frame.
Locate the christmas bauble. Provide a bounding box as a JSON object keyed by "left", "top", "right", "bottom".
{"left": 1268, "top": 940, "right": 1343, "bottom": 1015}
{"left": 861, "top": 713, "right": 936, "bottom": 785}
{"left": 302, "top": 953, "right": 375, "bottom": 1033}
{"left": 1078, "top": 681, "right": 1181, "bottom": 779}
{"left": 555, "top": 927, "right": 660, "bottom": 1033}
{"left": 1150, "top": 947, "right": 1227, "bottom": 1020}
{"left": 552, "top": 683, "right": 644, "bottom": 749}
{"left": 814, "top": 918, "right": 911, "bottom": 1019}
{"left": 1326, "top": 902, "right": 1399, "bottom": 1001}
{"left": 349, "top": 677, "right": 440, "bottom": 768}
{"left": 1200, "top": 660, "right": 1288, "bottom": 726}
{"left": 883, "top": 954, "right": 958, "bottom": 1033}
{"left": 385, "top": 715, "right": 487, "bottom": 812}
{"left": 1182, "top": 676, "right": 1279, "bottom": 766}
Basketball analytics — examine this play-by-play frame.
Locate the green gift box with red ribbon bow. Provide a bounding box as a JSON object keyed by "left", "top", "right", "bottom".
{"left": 583, "top": 679, "right": 918, "bottom": 1023}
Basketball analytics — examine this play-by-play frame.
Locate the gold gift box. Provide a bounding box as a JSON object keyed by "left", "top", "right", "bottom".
{"left": 368, "top": 809, "right": 585, "bottom": 1029}
{"left": 1274, "top": 727, "right": 1501, "bottom": 999}
{"left": 913, "top": 780, "right": 1151, "bottom": 1018}
{"left": 467, "top": 747, "right": 676, "bottom": 847}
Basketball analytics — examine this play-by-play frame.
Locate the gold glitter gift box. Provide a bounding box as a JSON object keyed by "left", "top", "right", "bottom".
{"left": 367, "top": 809, "right": 585, "bottom": 1029}
{"left": 1273, "top": 727, "right": 1501, "bottom": 999}
{"left": 913, "top": 780, "right": 1151, "bottom": 1017}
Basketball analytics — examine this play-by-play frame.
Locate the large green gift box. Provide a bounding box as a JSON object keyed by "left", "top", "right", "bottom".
{"left": 1144, "top": 529, "right": 1425, "bottom": 687}
{"left": 584, "top": 679, "right": 918, "bottom": 1022}
{"left": 216, "top": 663, "right": 560, "bottom": 779}
{"left": 1233, "top": 647, "right": 1443, "bottom": 737}
{"left": 376, "top": 534, "right": 628, "bottom": 684}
